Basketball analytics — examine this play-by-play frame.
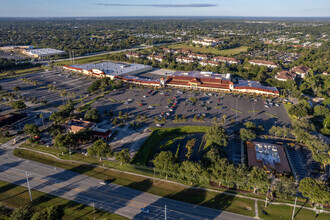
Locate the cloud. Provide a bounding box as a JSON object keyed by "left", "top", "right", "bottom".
{"left": 95, "top": 3, "right": 218, "bottom": 8}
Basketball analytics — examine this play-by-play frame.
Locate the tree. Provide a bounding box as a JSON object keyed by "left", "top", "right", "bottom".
{"left": 9, "top": 100, "right": 26, "bottom": 110}
{"left": 234, "top": 164, "right": 249, "bottom": 190}
{"left": 179, "top": 160, "right": 203, "bottom": 185}
{"left": 239, "top": 128, "right": 256, "bottom": 141}
{"left": 31, "top": 205, "right": 64, "bottom": 220}
{"left": 299, "top": 177, "right": 330, "bottom": 205}
{"left": 87, "top": 139, "right": 112, "bottom": 160}
{"left": 10, "top": 205, "right": 33, "bottom": 220}
{"left": 244, "top": 121, "right": 256, "bottom": 129}
{"left": 248, "top": 167, "right": 269, "bottom": 194}
{"left": 54, "top": 133, "right": 77, "bottom": 152}
{"left": 13, "top": 86, "right": 21, "bottom": 92}
{"left": 84, "top": 108, "right": 100, "bottom": 121}
{"left": 153, "top": 151, "right": 177, "bottom": 179}
{"left": 87, "top": 80, "right": 101, "bottom": 93}
{"left": 274, "top": 177, "right": 296, "bottom": 199}
{"left": 23, "top": 124, "right": 40, "bottom": 139}
{"left": 115, "top": 149, "right": 130, "bottom": 165}
{"left": 185, "top": 138, "right": 196, "bottom": 159}
{"left": 205, "top": 125, "right": 229, "bottom": 147}
{"left": 288, "top": 101, "right": 311, "bottom": 118}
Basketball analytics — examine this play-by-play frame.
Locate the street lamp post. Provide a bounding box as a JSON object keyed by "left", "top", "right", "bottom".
{"left": 25, "top": 171, "right": 33, "bottom": 201}
{"left": 292, "top": 196, "right": 297, "bottom": 219}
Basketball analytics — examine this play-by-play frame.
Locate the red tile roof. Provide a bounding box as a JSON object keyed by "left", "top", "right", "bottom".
{"left": 248, "top": 59, "right": 277, "bottom": 66}
{"left": 276, "top": 71, "right": 296, "bottom": 80}
{"left": 291, "top": 65, "right": 310, "bottom": 74}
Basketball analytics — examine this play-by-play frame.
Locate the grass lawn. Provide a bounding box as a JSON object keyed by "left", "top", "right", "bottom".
{"left": 13, "top": 148, "right": 256, "bottom": 217}
{"left": 258, "top": 201, "right": 328, "bottom": 220}
{"left": 0, "top": 180, "right": 127, "bottom": 220}
{"left": 133, "top": 126, "right": 209, "bottom": 165}
{"left": 55, "top": 54, "right": 109, "bottom": 66}
{"left": 168, "top": 43, "right": 249, "bottom": 56}
{"left": 0, "top": 136, "right": 13, "bottom": 144}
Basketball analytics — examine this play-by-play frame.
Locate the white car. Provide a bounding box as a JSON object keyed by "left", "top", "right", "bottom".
{"left": 265, "top": 105, "right": 269, "bottom": 108}
{"left": 275, "top": 103, "right": 280, "bottom": 107}
{"left": 99, "top": 181, "right": 106, "bottom": 185}
{"left": 156, "top": 124, "right": 162, "bottom": 127}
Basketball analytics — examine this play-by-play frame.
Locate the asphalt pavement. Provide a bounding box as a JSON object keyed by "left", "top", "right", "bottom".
{"left": 0, "top": 146, "right": 254, "bottom": 220}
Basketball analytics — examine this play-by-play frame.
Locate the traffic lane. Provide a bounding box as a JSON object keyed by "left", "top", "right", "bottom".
{"left": 0, "top": 167, "right": 244, "bottom": 220}
{"left": 0, "top": 149, "right": 254, "bottom": 220}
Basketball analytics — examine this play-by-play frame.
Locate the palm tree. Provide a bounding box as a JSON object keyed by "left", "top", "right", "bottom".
{"left": 222, "top": 114, "right": 227, "bottom": 125}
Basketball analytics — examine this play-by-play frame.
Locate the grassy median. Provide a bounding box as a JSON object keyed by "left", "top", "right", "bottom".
{"left": 0, "top": 180, "right": 127, "bottom": 220}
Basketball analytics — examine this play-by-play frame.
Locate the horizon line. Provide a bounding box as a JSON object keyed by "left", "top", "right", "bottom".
{"left": 0, "top": 15, "right": 329, "bottom": 18}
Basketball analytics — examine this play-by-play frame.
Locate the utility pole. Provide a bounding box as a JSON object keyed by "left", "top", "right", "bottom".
{"left": 165, "top": 205, "right": 167, "bottom": 220}
{"left": 25, "top": 171, "right": 33, "bottom": 201}
{"left": 292, "top": 196, "right": 297, "bottom": 220}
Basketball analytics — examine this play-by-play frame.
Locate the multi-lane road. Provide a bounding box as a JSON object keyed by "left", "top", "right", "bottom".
{"left": 0, "top": 145, "right": 254, "bottom": 220}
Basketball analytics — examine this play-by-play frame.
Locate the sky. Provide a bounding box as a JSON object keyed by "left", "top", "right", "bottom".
{"left": 0, "top": 0, "right": 329, "bottom": 17}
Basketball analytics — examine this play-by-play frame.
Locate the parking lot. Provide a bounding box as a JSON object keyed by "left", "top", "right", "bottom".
{"left": 0, "top": 70, "right": 92, "bottom": 109}
{"left": 93, "top": 86, "right": 291, "bottom": 131}
{"left": 0, "top": 51, "right": 28, "bottom": 61}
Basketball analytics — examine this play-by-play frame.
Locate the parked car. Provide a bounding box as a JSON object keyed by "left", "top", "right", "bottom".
{"left": 140, "top": 208, "right": 150, "bottom": 213}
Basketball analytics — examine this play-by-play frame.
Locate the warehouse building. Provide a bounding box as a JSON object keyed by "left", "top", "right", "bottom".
{"left": 63, "top": 62, "right": 152, "bottom": 79}
{"left": 22, "top": 48, "right": 66, "bottom": 58}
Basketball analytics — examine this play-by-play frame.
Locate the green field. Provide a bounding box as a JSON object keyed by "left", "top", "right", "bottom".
{"left": 0, "top": 180, "right": 127, "bottom": 220}
{"left": 132, "top": 126, "right": 209, "bottom": 165}
{"left": 257, "top": 201, "right": 328, "bottom": 220}
{"left": 168, "top": 43, "right": 249, "bottom": 56}
{"left": 55, "top": 54, "right": 109, "bottom": 66}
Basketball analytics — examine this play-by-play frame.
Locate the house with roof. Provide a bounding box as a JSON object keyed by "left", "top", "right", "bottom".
{"left": 212, "top": 56, "right": 239, "bottom": 65}
{"left": 275, "top": 71, "right": 296, "bottom": 81}
{"left": 63, "top": 119, "right": 112, "bottom": 141}
{"left": 176, "top": 56, "right": 195, "bottom": 64}
{"left": 290, "top": 65, "right": 311, "bottom": 78}
{"left": 147, "top": 55, "right": 165, "bottom": 62}
{"left": 248, "top": 59, "right": 278, "bottom": 69}
{"left": 126, "top": 52, "right": 144, "bottom": 59}
{"left": 162, "top": 48, "right": 174, "bottom": 53}
{"left": 63, "top": 119, "right": 96, "bottom": 133}
{"left": 92, "top": 127, "right": 112, "bottom": 141}
{"left": 174, "top": 49, "right": 191, "bottom": 54}
{"left": 199, "top": 60, "right": 220, "bottom": 67}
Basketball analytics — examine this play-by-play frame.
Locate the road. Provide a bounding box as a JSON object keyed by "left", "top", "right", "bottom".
{"left": 0, "top": 146, "right": 254, "bottom": 220}
{"left": 38, "top": 42, "right": 176, "bottom": 64}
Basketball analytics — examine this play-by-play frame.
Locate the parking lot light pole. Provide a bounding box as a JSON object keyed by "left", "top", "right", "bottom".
{"left": 165, "top": 205, "right": 167, "bottom": 220}
{"left": 69, "top": 148, "right": 72, "bottom": 164}
{"left": 25, "top": 171, "right": 33, "bottom": 201}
